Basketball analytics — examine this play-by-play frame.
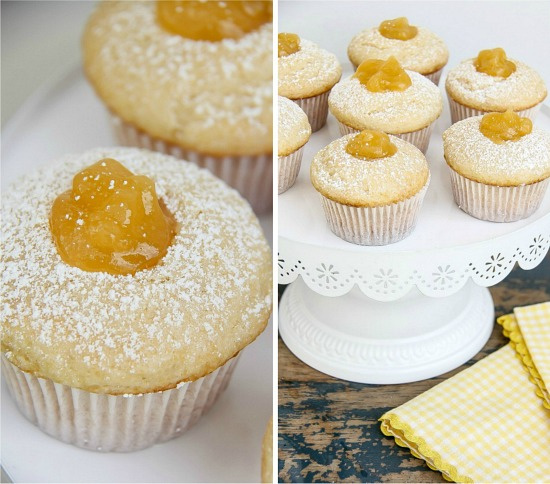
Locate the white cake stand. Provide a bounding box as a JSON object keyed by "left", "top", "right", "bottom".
{"left": 278, "top": 103, "right": 550, "bottom": 384}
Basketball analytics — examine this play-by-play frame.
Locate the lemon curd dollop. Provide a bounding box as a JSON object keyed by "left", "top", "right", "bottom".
{"left": 353, "top": 56, "right": 412, "bottom": 93}
{"left": 157, "top": 0, "right": 272, "bottom": 42}
{"left": 479, "top": 110, "right": 532, "bottom": 144}
{"left": 278, "top": 32, "right": 300, "bottom": 57}
{"left": 346, "top": 130, "right": 398, "bottom": 160}
{"left": 379, "top": 17, "right": 418, "bottom": 41}
{"left": 474, "top": 47, "right": 516, "bottom": 78}
{"left": 50, "top": 158, "right": 177, "bottom": 276}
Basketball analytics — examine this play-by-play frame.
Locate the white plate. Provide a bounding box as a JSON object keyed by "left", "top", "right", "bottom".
{"left": 0, "top": 67, "right": 273, "bottom": 484}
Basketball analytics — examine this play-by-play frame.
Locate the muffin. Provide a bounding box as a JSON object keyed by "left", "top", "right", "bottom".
{"left": 348, "top": 17, "right": 449, "bottom": 85}
{"left": 1, "top": 147, "right": 272, "bottom": 452}
{"left": 278, "top": 96, "right": 311, "bottom": 194}
{"left": 82, "top": 1, "right": 273, "bottom": 214}
{"left": 278, "top": 33, "right": 342, "bottom": 132}
{"left": 329, "top": 57, "right": 442, "bottom": 153}
{"left": 261, "top": 416, "right": 273, "bottom": 483}
{"left": 446, "top": 47, "right": 547, "bottom": 124}
{"left": 310, "top": 130, "right": 430, "bottom": 245}
{"left": 443, "top": 111, "right": 550, "bottom": 222}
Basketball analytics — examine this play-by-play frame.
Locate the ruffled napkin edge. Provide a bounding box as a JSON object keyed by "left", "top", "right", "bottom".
{"left": 379, "top": 413, "right": 473, "bottom": 483}
{"left": 497, "top": 313, "right": 550, "bottom": 409}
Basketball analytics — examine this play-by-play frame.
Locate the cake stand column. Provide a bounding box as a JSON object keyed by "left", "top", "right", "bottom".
{"left": 279, "top": 278, "right": 494, "bottom": 384}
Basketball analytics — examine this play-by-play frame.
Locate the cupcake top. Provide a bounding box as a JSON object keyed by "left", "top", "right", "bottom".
{"left": 278, "top": 36, "right": 342, "bottom": 99}
{"left": 82, "top": 2, "right": 272, "bottom": 156}
{"left": 445, "top": 56, "right": 547, "bottom": 112}
{"left": 348, "top": 20, "right": 449, "bottom": 74}
{"left": 1, "top": 148, "right": 272, "bottom": 395}
{"left": 261, "top": 417, "right": 273, "bottom": 483}
{"left": 443, "top": 115, "right": 550, "bottom": 186}
{"left": 278, "top": 96, "right": 311, "bottom": 156}
{"left": 310, "top": 133, "right": 429, "bottom": 207}
{"left": 328, "top": 69, "right": 442, "bottom": 133}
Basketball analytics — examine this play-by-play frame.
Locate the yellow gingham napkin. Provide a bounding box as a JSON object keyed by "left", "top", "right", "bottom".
{"left": 380, "top": 305, "right": 550, "bottom": 482}
{"left": 498, "top": 302, "right": 550, "bottom": 409}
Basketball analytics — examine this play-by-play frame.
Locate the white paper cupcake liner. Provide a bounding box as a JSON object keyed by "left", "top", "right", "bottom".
{"left": 293, "top": 90, "right": 331, "bottom": 133}
{"left": 337, "top": 121, "right": 435, "bottom": 154}
{"left": 278, "top": 146, "right": 304, "bottom": 194}
{"left": 320, "top": 176, "right": 430, "bottom": 245}
{"left": 110, "top": 114, "right": 273, "bottom": 215}
{"left": 350, "top": 64, "right": 444, "bottom": 86}
{"left": 1, "top": 353, "right": 240, "bottom": 452}
{"left": 448, "top": 168, "right": 549, "bottom": 222}
{"left": 424, "top": 68, "right": 443, "bottom": 86}
{"left": 447, "top": 96, "right": 543, "bottom": 125}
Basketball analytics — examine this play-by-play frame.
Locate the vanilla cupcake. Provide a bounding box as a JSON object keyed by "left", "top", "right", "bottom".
{"left": 278, "top": 96, "right": 311, "bottom": 194}
{"left": 261, "top": 416, "right": 273, "bottom": 483}
{"left": 310, "top": 130, "right": 430, "bottom": 245}
{"left": 278, "top": 33, "right": 342, "bottom": 132}
{"left": 443, "top": 111, "right": 550, "bottom": 222}
{"left": 446, "top": 48, "right": 547, "bottom": 124}
{"left": 82, "top": 1, "right": 273, "bottom": 214}
{"left": 348, "top": 17, "right": 449, "bottom": 85}
{"left": 329, "top": 57, "right": 442, "bottom": 153}
{"left": 1, "top": 147, "right": 272, "bottom": 452}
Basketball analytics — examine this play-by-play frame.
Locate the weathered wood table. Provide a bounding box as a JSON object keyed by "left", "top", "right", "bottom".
{"left": 278, "top": 256, "right": 550, "bottom": 483}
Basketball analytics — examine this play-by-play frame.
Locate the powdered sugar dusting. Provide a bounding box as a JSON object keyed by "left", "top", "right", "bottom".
{"left": 83, "top": 2, "right": 272, "bottom": 155}
{"left": 278, "top": 38, "right": 342, "bottom": 98}
{"left": 348, "top": 26, "right": 449, "bottom": 73}
{"left": 443, "top": 116, "right": 550, "bottom": 186}
{"left": 278, "top": 96, "right": 311, "bottom": 155}
{"left": 1, "top": 148, "right": 272, "bottom": 393}
{"left": 310, "top": 134, "right": 429, "bottom": 207}
{"left": 328, "top": 71, "right": 442, "bottom": 133}
{"left": 445, "top": 58, "right": 547, "bottom": 111}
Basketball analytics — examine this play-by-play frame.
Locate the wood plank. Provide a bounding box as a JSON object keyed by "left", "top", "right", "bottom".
{"left": 278, "top": 256, "right": 550, "bottom": 482}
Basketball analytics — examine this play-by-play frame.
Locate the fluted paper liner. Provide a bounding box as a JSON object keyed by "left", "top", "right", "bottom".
{"left": 293, "top": 90, "right": 331, "bottom": 133}
{"left": 278, "top": 147, "right": 304, "bottom": 194}
{"left": 447, "top": 96, "right": 542, "bottom": 125}
{"left": 337, "top": 121, "right": 435, "bottom": 154}
{"left": 449, "top": 168, "right": 549, "bottom": 222}
{"left": 2, "top": 353, "right": 239, "bottom": 452}
{"left": 320, "top": 176, "right": 430, "bottom": 245}
{"left": 110, "top": 114, "right": 273, "bottom": 215}
{"left": 424, "top": 68, "right": 444, "bottom": 86}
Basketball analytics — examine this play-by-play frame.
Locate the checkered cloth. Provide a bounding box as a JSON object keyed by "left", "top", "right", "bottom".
{"left": 498, "top": 302, "right": 550, "bottom": 409}
{"left": 380, "top": 303, "right": 550, "bottom": 483}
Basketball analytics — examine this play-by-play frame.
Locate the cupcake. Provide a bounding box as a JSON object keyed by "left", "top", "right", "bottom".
{"left": 82, "top": 1, "right": 273, "bottom": 214}
{"left": 446, "top": 47, "right": 547, "bottom": 124}
{"left": 278, "top": 33, "right": 342, "bottom": 132}
{"left": 328, "top": 57, "right": 442, "bottom": 153}
{"left": 278, "top": 96, "right": 311, "bottom": 194}
{"left": 1, "top": 147, "right": 272, "bottom": 452}
{"left": 310, "top": 130, "right": 430, "bottom": 245}
{"left": 443, "top": 111, "right": 550, "bottom": 222}
{"left": 261, "top": 416, "right": 273, "bottom": 483}
{"left": 348, "top": 17, "right": 449, "bottom": 85}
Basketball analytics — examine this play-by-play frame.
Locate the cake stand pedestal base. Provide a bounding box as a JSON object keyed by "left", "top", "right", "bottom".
{"left": 279, "top": 278, "right": 494, "bottom": 384}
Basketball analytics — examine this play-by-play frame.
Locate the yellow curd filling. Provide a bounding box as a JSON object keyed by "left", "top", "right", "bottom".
{"left": 353, "top": 56, "right": 412, "bottom": 92}
{"left": 278, "top": 32, "right": 300, "bottom": 57}
{"left": 50, "top": 158, "right": 177, "bottom": 275}
{"left": 346, "top": 130, "right": 398, "bottom": 160}
{"left": 474, "top": 48, "right": 516, "bottom": 78}
{"left": 157, "top": 0, "right": 272, "bottom": 41}
{"left": 379, "top": 17, "right": 418, "bottom": 41}
{"left": 479, "top": 110, "right": 532, "bottom": 144}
